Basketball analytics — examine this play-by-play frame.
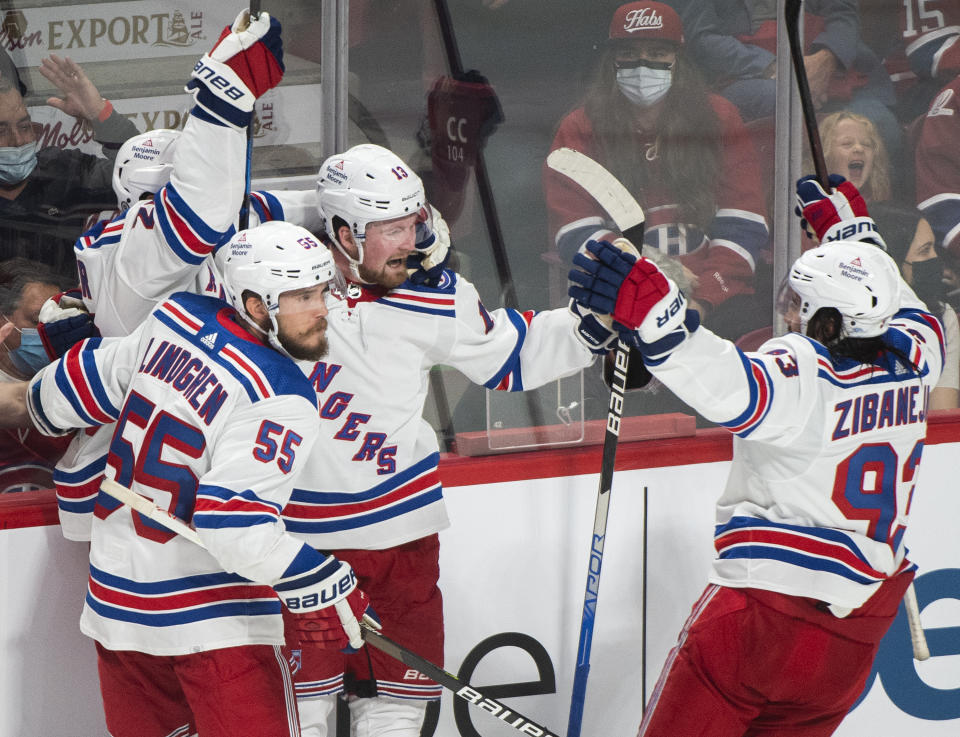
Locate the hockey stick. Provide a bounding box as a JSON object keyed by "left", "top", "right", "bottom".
{"left": 784, "top": 0, "right": 828, "bottom": 189}
{"left": 238, "top": 0, "right": 262, "bottom": 231}
{"left": 784, "top": 0, "right": 930, "bottom": 662}
{"left": 101, "top": 476, "right": 203, "bottom": 546}
{"left": 99, "top": 477, "right": 563, "bottom": 734}
{"left": 546, "top": 147, "right": 645, "bottom": 737}
{"left": 904, "top": 580, "right": 930, "bottom": 660}
{"left": 360, "top": 624, "right": 560, "bottom": 737}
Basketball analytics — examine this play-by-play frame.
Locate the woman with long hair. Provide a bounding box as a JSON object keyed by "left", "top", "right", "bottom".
{"left": 544, "top": 1, "right": 769, "bottom": 339}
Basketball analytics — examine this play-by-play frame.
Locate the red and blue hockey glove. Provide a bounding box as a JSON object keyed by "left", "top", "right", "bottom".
{"left": 276, "top": 558, "right": 380, "bottom": 652}
{"left": 795, "top": 174, "right": 886, "bottom": 248}
{"left": 186, "top": 9, "right": 284, "bottom": 130}
{"left": 570, "top": 240, "right": 696, "bottom": 363}
{"left": 406, "top": 204, "right": 451, "bottom": 287}
{"left": 36, "top": 289, "right": 98, "bottom": 360}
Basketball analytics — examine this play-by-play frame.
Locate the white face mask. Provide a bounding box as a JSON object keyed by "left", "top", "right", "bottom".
{"left": 616, "top": 65, "right": 673, "bottom": 107}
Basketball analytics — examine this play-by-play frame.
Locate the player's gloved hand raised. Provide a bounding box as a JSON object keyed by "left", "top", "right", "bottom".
{"left": 795, "top": 174, "right": 886, "bottom": 248}
{"left": 276, "top": 558, "right": 381, "bottom": 652}
{"left": 569, "top": 240, "right": 696, "bottom": 363}
{"left": 407, "top": 204, "right": 451, "bottom": 287}
{"left": 186, "top": 9, "right": 284, "bottom": 130}
{"left": 36, "top": 289, "right": 98, "bottom": 360}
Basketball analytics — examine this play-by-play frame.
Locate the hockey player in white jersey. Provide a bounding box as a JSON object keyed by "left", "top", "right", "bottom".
{"left": 243, "top": 144, "right": 599, "bottom": 737}
{"left": 52, "top": 119, "right": 600, "bottom": 734}
{"left": 51, "top": 8, "right": 323, "bottom": 538}
{"left": 567, "top": 176, "right": 945, "bottom": 737}
{"left": 3, "top": 221, "right": 377, "bottom": 737}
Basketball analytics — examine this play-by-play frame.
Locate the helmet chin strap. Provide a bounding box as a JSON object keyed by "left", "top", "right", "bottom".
{"left": 239, "top": 308, "right": 296, "bottom": 360}
{"left": 330, "top": 232, "right": 372, "bottom": 284}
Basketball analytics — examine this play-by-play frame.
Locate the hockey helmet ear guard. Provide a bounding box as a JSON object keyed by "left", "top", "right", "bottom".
{"left": 112, "top": 129, "right": 181, "bottom": 210}
{"left": 217, "top": 221, "right": 343, "bottom": 352}
{"left": 316, "top": 144, "right": 425, "bottom": 281}
{"left": 788, "top": 240, "right": 902, "bottom": 338}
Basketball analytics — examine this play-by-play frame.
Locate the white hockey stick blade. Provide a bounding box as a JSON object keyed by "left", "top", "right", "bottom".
{"left": 904, "top": 582, "right": 930, "bottom": 661}
{"left": 546, "top": 147, "right": 646, "bottom": 238}
{"left": 100, "top": 477, "right": 204, "bottom": 547}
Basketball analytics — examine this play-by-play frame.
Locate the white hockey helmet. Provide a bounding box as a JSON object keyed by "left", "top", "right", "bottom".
{"left": 788, "top": 240, "right": 902, "bottom": 339}
{"left": 316, "top": 143, "right": 426, "bottom": 279}
{"left": 217, "top": 221, "right": 340, "bottom": 352}
{"left": 112, "top": 129, "right": 181, "bottom": 210}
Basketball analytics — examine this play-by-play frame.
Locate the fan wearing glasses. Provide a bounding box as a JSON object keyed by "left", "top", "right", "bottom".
{"left": 544, "top": 1, "right": 769, "bottom": 341}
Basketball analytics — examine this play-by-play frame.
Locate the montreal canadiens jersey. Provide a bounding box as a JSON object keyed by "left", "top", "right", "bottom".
{"left": 915, "top": 75, "right": 960, "bottom": 254}
{"left": 647, "top": 297, "right": 945, "bottom": 609}
{"left": 884, "top": 0, "right": 960, "bottom": 93}
{"left": 281, "top": 274, "right": 596, "bottom": 550}
{"left": 29, "top": 292, "right": 330, "bottom": 655}
{"left": 544, "top": 97, "right": 769, "bottom": 308}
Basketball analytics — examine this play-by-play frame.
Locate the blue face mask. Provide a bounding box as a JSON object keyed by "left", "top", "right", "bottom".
{"left": 0, "top": 141, "right": 38, "bottom": 185}
{"left": 2, "top": 319, "right": 50, "bottom": 375}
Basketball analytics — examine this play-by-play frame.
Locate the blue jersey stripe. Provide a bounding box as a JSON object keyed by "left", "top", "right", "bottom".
{"left": 484, "top": 310, "right": 527, "bottom": 391}
{"left": 85, "top": 593, "right": 280, "bottom": 626}
{"left": 284, "top": 486, "right": 444, "bottom": 534}
{"left": 289, "top": 453, "right": 439, "bottom": 505}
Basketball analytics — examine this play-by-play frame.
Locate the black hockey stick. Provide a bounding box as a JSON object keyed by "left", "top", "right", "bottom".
{"left": 431, "top": 0, "right": 515, "bottom": 307}
{"left": 238, "top": 0, "right": 262, "bottom": 231}
{"left": 784, "top": 0, "right": 929, "bottom": 661}
{"left": 784, "top": 0, "right": 829, "bottom": 188}
{"left": 546, "top": 147, "right": 645, "bottom": 737}
{"left": 99, "top": 477, "right": 563, "bottom": 732}
{"left": 360, "top": 624, "right": 561, "bottom": 737}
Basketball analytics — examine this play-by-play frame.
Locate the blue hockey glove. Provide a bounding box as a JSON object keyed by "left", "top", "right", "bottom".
{"left": 407, "top": 204, "right": 451, "bottom": 287}
{"left": 36, "top": 289, "right": 98, "bottom": 360}
{"left": 568, "top": 238, "right": 638, "bottom": 315}
{"left": 568, "top": 298, "right": 618, "bottom": 354}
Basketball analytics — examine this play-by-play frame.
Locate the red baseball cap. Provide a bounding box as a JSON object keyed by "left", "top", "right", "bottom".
{"left": 609, "top": 1, "right": 684, "bottom": 44}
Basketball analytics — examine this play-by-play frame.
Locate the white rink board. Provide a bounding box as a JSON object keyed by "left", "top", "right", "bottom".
{"left": 1, "top": 444, "right": 958, "bottom": 736}
{"left": 435, "top": 445, "right": 960, "bottom": 737}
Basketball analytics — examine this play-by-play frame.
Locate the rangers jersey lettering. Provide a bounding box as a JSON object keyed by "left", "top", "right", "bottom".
{"left": 646, "top": 300, "right": 944, "bottom": 609}
{"left": 281, "top": 274, "right": 594, "bottom": 549}
{"left": 31, "top": 292, "right": 330, "bottom": 656}
{"left": 57, "top": 175, "right": 590, "bottom": 556}
{"left": 56, "top": 89, "right": 322, "bottom": 539}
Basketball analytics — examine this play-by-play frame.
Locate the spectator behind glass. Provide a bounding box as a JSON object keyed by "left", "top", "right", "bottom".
{"left": 878, "top": 0, "right": 960, "bottom": 123}
{"left": 682, "top": 0, "right": 904, "bottom": 182}
{"left": 0, "top": 257, "right": 74, "bottom": 492}
{"left": 799, "top": 111, "right": 893, "bottom": 253}
{"left": 821, "top": 110, "right": 891, "bottom": 202}
{"left": 0, "top": 55, "right": 138, "bottom": 279}
{"left": 544, "top": 0, "right": 769, "bottom": 340}
{"left": 915, "top": 74, "right": 960, "bottom": 259}
{"left": 871, "top": 201, "right": 959, "bottom": 410}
